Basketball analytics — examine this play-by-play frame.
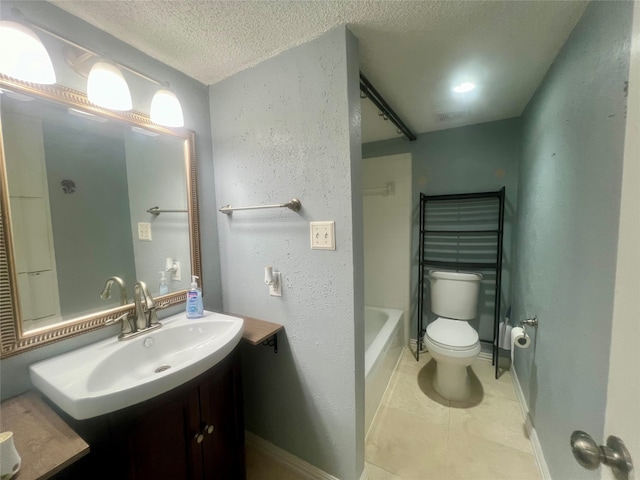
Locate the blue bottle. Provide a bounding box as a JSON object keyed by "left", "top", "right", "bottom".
{"left": 186, "top": 275, "right": 203, "bottom": 318}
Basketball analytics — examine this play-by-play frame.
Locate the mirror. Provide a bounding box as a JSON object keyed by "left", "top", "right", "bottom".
{"left": 0, "top": 75, "right": 201, "bottom": 358}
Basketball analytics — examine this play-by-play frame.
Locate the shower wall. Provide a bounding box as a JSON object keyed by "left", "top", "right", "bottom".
{"left": 363, "top": 153, "right": 412, "bottom": 344}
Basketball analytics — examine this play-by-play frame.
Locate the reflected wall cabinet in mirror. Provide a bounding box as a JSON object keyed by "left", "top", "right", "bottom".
{"left": 0, "top": 74, "right": 201, "bottom": 358}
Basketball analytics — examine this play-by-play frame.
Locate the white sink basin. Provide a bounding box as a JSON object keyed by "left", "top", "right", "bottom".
{"left": 29, "top": 311, "right": 244, "bottom": 420}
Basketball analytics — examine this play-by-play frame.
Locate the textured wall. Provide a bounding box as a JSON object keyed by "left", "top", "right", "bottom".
{"left": 210, "top": 27, "right": 364, "bottom": 480}
{"left": 0, "top": 1, "right": 220, "bottom": 399}
{"left": 363, "top": 118, "right": 521, "bottom": 343}
{"left": 513, "top": 2, "right": 632, "bottom": 478}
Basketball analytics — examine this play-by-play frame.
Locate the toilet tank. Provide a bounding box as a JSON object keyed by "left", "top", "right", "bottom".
{"left": 428, "top": 270, "right": 483, "bottom": 320}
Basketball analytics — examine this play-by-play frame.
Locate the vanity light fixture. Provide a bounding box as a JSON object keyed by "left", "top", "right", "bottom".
{"left": 150, "top": 85, "right": 184, "bottom": 127}
{"left": 452, "top": 81, "right": 476, "bottom": 93}
{"left": 4, "top": 8, "right": 185, "bottom": 128}
{"left": 0, "top": 20, "right": 56, "bottom": 84}
{"left": 87, "top": 58, "right": 132, "bottom": 111}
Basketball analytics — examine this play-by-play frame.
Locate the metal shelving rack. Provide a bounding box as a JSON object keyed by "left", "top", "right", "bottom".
{"left": 416, "top": 187, "right": 505, "bottom": 379}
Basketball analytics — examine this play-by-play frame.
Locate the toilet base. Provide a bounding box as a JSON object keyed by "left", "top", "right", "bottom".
{"left": 433, "top": 361, "right": 472, "bottom": 401}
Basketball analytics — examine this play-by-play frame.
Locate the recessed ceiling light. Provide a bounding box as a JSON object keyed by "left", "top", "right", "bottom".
{"left": 452, "top": 82, "right": 476, "bottom": 93}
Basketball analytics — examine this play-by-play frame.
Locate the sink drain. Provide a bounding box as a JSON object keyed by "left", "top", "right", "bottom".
{"left": 155, "top": 365, "right": 171, "bottom": 373}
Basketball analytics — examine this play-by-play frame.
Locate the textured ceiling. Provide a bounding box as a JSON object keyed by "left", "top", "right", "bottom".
{"left": 50, "top": 1, "right": 587, "bottom": 142}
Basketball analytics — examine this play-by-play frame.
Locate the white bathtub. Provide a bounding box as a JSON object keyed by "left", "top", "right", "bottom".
{"left": 365, "top": 306, "right": 404, "bottom": 432}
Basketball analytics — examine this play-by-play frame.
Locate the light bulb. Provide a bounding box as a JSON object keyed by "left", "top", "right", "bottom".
{"left": 0, "top": 21, "right": 56, "bottom": 84}
{"left": 87, "top": 59, "right": 132, "bottom": 111}
{"left": 150, "top": 86, "right": 184, "bottom": 127}
{"left": 452, "top": 82, "right": 476, "bottom": 93}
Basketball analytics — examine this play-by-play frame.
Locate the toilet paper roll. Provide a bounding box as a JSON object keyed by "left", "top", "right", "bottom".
{"left": 510, "top": 327, "right": 531, "bottom": 364}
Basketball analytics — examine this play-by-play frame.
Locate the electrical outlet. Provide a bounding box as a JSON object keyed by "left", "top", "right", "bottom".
{"left": 269, "top": 272, "right": 282, "bottom": 297}
{"left": 172, "top": 261, "right": 181, "bottom": 281}
{"left": 138, "top": 222, "right": 152, "bottom": 241}
{"left": 310, "top": 221, "right": 335, "bottom": 250}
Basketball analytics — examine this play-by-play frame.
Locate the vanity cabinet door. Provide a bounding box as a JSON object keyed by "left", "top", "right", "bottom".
{"left": 58, "top": 348, "right": 245, "bottom": 479}
{"left": 112, "top": 388, "right": 203, "bottom": 480}
{"left": 199, "top": 351, "right": 245, "bottom": 479}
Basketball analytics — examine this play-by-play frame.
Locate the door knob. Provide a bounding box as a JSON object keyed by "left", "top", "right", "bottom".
{"left": 570, "top": 430, "right": 633, "bottom": 480}
{"left": 204, "top": 424, "right": 214, "bottom": 435}
{"left": 194, "top": 433, "right": 204, "bottom": 444}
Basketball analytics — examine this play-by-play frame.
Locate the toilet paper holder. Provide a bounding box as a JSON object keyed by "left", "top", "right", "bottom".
{"left": 520, "top": 317, "right": 538, "bottom": 331}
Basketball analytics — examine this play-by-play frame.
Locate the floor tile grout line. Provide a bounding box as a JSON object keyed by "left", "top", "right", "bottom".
{"left": 366, "top": 460, "right": 403, "bottom": 479}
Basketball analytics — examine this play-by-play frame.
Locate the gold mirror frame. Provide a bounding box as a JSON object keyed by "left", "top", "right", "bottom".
{"left": 0, "top": 74, "right": 201, "bottom": 358}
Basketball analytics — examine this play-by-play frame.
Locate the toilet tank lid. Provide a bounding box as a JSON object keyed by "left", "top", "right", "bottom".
{"left": 428, "top": 270, "right": 483, "bottom": 281}
{"left": 426, "top": 318, "right": 479, "bottom": 348}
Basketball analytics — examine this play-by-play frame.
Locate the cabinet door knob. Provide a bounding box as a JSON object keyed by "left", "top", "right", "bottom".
{"left": 194, "top": 433, "right": 204, "bottom": 444}
{"left": 204, "top": 424, "right": 214, "bottom": 434}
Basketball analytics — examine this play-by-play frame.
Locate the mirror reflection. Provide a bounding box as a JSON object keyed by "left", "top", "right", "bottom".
{"left": 2, "top": 89, "right": 191, "bottom": 332}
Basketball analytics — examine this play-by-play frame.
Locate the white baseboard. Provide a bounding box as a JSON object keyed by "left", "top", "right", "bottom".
{"left": 478, "top": 351, "right": 493, "bottom": 361}
{"left": 510, "top": 367, "right": 552, "bottom": 480}
{"left": 245, "top": 431, "right": 341, "bottom": 480}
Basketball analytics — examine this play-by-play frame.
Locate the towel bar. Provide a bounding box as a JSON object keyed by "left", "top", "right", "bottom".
{"left": 219, "top": 198, "right": 301, "bottom": 215}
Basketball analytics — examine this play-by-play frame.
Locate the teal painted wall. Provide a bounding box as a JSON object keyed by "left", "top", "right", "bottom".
{"left": 363, "top": 118, "right": 520, "bottom": 342}
{"left": 513, "top": 2, "right": 632, "bottom": 478}
{"left": 210, "top": 27, "right": 364, "bottom": 480}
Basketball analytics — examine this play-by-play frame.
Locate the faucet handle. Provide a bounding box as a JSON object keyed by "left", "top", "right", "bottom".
{"left": 147, "top": 307, "right": 159, "bottom": 327}
{"left": 105, "top": 312, "right": 134, "bottom": 334}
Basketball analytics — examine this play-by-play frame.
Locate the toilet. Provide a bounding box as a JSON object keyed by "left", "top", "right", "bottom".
{"left": 424, "top": 270, "right": 482, "bottom": 401}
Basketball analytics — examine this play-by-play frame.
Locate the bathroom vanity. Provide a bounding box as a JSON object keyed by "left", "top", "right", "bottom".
{"left": 54, "top": 347, "right": 244, "bottom": 479}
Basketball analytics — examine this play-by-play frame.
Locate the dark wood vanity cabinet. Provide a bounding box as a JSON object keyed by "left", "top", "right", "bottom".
{"left": 58, "top": 347, "right": 245, "bottom": 480}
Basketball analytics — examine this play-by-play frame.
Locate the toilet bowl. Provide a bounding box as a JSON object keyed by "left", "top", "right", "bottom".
{"left": 424, "top": 317, "right": 480, "bottom": 400}
{"left": 424, "top": 270, "right": 482, "bottom": 401}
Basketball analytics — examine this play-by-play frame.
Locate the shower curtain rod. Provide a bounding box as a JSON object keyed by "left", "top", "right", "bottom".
{"left": 359, "top": 71, "right": 417, "bottom": 141}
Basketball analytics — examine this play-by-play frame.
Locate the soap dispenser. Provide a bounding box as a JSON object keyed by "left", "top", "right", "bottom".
{"left": 186, "top": 275, "right": 203, "bottom": 318}
{"left": 158, "top": 271, "right": 169, "bottom": 295}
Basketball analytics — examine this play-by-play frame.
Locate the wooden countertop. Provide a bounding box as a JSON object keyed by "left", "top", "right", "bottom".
{"left": 0, "top": 391, "right": 89, "bottom": 480}
{"left": 224, "top": 312, "right": 284, "bottom": 345}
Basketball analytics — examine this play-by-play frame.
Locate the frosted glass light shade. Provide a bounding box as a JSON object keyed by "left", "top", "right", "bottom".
{"left": 0, "top": 21, "right": 56, "bottom": 84}
{"left": 150, "top": 87, "right": 184, "bottom": 127}
{"left": 87, "top": 60, "right": 132, "bottom": 111}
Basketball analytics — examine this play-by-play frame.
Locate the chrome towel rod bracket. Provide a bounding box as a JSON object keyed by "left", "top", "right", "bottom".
{"left": 219, "top": 198, "right": 302, "bottom": 216}
{"left": 147, "top": 207, "right": 188, "bottom": 215}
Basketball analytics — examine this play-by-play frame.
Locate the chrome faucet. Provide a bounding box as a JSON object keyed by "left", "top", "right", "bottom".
{"left": 100, "top": 277, "right": 162, "bottom": 340}
{"left": 100, "top": 276, "right": 129, "bottom": 306}
{"left": 133, "top": 281, "right": 160, "bottom": 332}
{"left": 100, "top": 276, "right": 134, "bottom": 335}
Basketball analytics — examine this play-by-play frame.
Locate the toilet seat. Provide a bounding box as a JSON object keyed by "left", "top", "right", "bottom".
{"left": 425, "top": 317, "right": 479, "bottom": 351}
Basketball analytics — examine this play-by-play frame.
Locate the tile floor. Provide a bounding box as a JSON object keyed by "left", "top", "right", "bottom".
{"left": 365, "top": 348, "right": 540, "bottom": 480}
{"left": 246, "top": 348, "right": 540, "bottom": 480}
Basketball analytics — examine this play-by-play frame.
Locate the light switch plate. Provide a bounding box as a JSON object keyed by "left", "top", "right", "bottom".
{"left": 138, "top": 222, "right": 152, "bottom": 241}
{"left": 310, "top": 221, "right": 335, "bottom": 250}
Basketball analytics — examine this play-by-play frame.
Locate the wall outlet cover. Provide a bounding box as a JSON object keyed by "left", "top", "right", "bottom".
{"left": 310, "top": 221, "right": 335, "bottom": 250}
{"left": 138, "top": 222, "right": 152, "bottom": 241}
{"left": 269, "top": 272, "right": 282, "bottom": 297}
